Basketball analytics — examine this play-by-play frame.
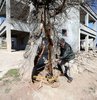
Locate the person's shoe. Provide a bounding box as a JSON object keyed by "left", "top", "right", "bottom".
{"left": 32, "top": 75, "right": 37, "bottom": 83}
{"left": 64, "top": 73, "right": 73, "bottom": 83}
{"left": 67, "top": 77, "right": 73, "bottom": 83}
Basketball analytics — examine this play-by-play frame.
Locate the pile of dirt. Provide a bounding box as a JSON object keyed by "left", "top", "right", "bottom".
{"left": 74, "top": 51, "right": 97, "bottom": 74}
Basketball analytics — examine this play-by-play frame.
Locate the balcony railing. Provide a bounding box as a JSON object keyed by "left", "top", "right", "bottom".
{"left": 0, "top": 18, "right": 31, "bottom": 36}
{"left": 0, "top": 20, "right": 6, "bottom": 35}
{"left": 11, "top": 19, "right": 30, "bottom": 32}
{"left": 80, "top": 23, "right": 97, "bottom": 36}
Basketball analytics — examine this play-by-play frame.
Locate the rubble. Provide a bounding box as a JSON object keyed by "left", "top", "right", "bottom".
{"left": 72, "top": 50, "right": 97, "bottom": 75}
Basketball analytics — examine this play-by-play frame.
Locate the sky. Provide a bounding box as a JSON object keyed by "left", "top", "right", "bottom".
{"left": 89, "top": 0, "right": 97, "bottom": 30}
{"left": 90, "top": 0, "right": 97, "bottom": 42}
{"left": 0, "top": 17, "right": 5, "bottom": 25}
{"left": 90, "top": 0, "right": 97, "bottom": 14}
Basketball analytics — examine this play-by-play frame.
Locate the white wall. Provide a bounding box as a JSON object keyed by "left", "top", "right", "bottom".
{"left": 89, "top": 39, "right": 94, "bottom": 49}
{"left": 54, "top": 6, "right": 80, "bottom": 52}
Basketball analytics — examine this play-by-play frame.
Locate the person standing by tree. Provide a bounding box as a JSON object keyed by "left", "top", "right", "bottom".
{"left": 32, "top": 37, "right": 48, "bottom": 82}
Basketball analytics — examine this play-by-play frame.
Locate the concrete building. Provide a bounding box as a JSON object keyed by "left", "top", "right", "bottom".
{"left": 80, "top": 4, "right": 97, "bottom": 51}
{"left": 0, "top": 0, "right": 97, "bottom": 52}
{"left": 0, "top": 0, "right": 30, "bottom": 52}
{"left": 55, "top": 4, "right": 97, "bottom": 52}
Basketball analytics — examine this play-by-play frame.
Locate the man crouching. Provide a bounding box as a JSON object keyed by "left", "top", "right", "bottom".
{"left": 57, "top": 38, "right": 75, "bottom": 83}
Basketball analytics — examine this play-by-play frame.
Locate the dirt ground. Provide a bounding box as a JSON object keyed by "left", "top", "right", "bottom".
{"left": 0, "top": 50, "right": 24, "bottom": 77}
{"left": 0, "top": 51, "right": 97, "bottom": 100}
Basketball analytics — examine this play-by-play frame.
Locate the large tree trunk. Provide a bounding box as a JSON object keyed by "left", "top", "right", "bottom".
{"left": 20, "top": 37, "right": 43, "bottom": 81}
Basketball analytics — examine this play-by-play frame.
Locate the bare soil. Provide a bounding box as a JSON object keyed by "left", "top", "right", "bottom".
{"left": 0, "top": 51, "right": 97, "bottom": 100}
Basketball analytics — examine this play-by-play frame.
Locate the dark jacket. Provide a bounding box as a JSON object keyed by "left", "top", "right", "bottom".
{"left": 60, "top": 42, "right": 75, "bottom": 62}
{"left": 34, "top": 38, "right": 48, "bottom": 65}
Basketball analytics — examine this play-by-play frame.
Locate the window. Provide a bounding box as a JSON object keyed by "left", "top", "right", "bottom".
{"left": 62, "top": 29, "right": 67, "bottom": 36}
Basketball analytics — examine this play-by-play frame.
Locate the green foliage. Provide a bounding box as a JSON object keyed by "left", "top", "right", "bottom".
{"left": 5, "top": 88, "right": 11, "bottom": 93}
{"left": 4, "top": 69, "right": 20, "bottom": 78}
